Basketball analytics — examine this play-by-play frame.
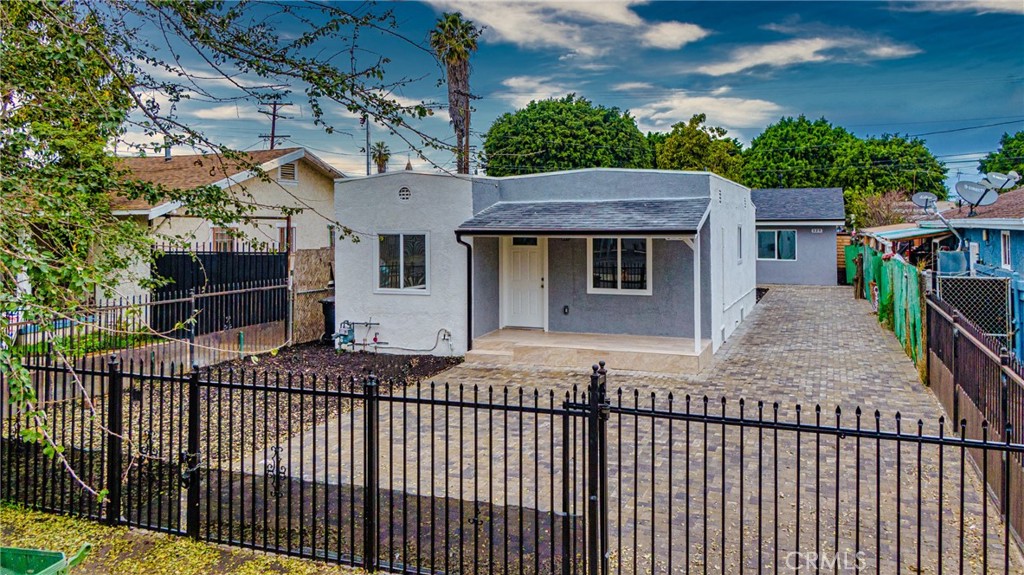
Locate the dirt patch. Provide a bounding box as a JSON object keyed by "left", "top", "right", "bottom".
{"left": 755, "top": 287, "right": 769, "bottom": 303}
{"left": 214, "top": 342, "right": 462, "bottom": 389}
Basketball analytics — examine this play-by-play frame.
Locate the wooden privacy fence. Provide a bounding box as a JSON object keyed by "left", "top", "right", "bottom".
{"left": 926, "top": 295, "right": 1024, "bottom": 552}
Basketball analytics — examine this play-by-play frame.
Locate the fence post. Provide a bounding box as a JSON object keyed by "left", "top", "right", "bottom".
{"left": 105, "top": 356, "right": 123, "bottom": 526}
{"left": 999, "top": 350, "right": 1010, "bottom": 518}
{"left": 561, "top": 401, "right": 572, "bottom": 575}
{"left": 185, "top": 365, "right": 201, "bottom": 538}
{"left": 586, "top": 362, "right": 609, "bottom": 575}
{"left": 363, "top": 374, "right": 380, "bottom": 572}
{"left": 188, "top": 288, "right": 196, "bottom": 368}
{"left": 952, "top": 311, "right": 960, "bottom": 429}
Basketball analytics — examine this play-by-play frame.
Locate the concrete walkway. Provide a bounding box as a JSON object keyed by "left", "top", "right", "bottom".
{"left": 247, "top": 286, "right": 1021, "bottom": 574}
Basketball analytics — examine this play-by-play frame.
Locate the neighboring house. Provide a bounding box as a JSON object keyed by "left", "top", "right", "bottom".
{"left": 334, "top": 169, "right": 756, "bottom": 373}
{"left": 751, "top": 188, "right": 846, "bottom": 285}
{"left": 113, "top": 147, "right": 343, "bottom": 253}
{"left": 920, "top": 187, "right": 1024, "bottom": 358}
{"left": 111, "top": 146, "right": 344, "bottom": 344}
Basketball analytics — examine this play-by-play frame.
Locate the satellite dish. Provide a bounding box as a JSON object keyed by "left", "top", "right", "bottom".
{"left": 987, "top": 172, "right": 1011, "bottom": 188}
{"left": 977, "top": 177, "right": 994, "bottom": 188}
{"left": 912, "top": 191, "right": 937, "bottom": 209}
{"left": 956, "top": 181, "right": 997, "bottom": 206}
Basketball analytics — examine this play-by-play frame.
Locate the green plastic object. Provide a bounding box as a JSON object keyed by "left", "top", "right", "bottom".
{"left": 0, "top": 544, "right": 91, "bottom": 575}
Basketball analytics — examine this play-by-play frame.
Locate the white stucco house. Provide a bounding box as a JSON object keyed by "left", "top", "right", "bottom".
{"left": 333, "top": 168, "right": 756, "bottom": 373}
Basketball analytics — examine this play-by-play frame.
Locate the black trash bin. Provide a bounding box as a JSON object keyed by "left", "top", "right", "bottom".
{"left": 320, "top": 296, "right": 335, "bottom": 342}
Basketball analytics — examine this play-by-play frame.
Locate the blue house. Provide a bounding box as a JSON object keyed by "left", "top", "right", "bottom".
{"left": 921, "top": 187, "right": 1024, "bottom": 357}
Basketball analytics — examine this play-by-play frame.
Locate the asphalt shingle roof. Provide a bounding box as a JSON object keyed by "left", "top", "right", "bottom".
{"left": 457, "top": 198, "right": 710, "bottom": 235}
{"left": 938, "top": 186, "right": 1024, "bottom": 220}
{"left": 751, "top": 187, "right": 845, "bottom": 221}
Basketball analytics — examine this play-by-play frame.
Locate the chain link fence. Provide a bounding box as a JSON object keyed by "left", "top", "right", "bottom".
{"left": 936, "top": 275, "right": 1012, "bottom": 348}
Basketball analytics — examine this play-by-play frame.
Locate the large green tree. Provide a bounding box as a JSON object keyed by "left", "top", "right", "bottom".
{"left": 430, "top": 12, "right": 481, "bottom": 174}
{"left": 741, "top": 115, "right": 857, "bottom": 189}
{"left": 654, "top": 113, "right": 743, "bottom": 181}
{"left": 0, "top": 0, "right": 442, "bottom": 498}
{"left": 978, "top": 131, "right": 1024, "bottom": 180}
{"left": 742, "top": 116, "right": 947, "bottom": 224}
{"left": 482, "top": 94, "right": 652, "bottom": 176}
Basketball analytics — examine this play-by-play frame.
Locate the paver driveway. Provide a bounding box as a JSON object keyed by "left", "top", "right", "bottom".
{"left": 248, "top": 286, "right": 1021, "bottom": 574}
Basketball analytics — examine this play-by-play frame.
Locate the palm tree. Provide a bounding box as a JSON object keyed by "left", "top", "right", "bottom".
{"left": 430, "top": 12, "right": 480, "bottom": 174}
{"left": 371, "top": 141, "right": 391, "bottom": 174}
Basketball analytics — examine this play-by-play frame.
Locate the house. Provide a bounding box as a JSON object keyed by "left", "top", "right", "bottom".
{"left": 751, "top": 188, "right": 846, "bottom": 285}
{"left": 920, "top": 186, "right": 1024, "bottom": 358}
{"left": 111, "top": 146, "right": 344, "bottom": 344}
{"left": 113, "top": 147, "right": 343, "bottom": 253}
{"left": 333, "top": 169, "right": 756, "bottom": 373}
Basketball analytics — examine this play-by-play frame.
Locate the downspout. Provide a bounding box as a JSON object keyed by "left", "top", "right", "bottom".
{"left": 456, "top": 232, "right": 473, "bottom": 352}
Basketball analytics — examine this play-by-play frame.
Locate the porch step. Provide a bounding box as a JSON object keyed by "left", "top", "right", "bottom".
{"left": 464, "top": 348, "right": 515, "bottom": 365}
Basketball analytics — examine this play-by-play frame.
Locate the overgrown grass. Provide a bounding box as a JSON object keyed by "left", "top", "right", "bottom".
{"left": 0, "top": 504, "right": 358, "bottom": 574}
{"left": 12, "top": 330, "right": 160, "bottom": 358}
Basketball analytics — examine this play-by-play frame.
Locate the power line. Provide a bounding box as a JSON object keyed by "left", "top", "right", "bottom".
{"left": 259, "top": 101, "right": 293, "bottom": 150}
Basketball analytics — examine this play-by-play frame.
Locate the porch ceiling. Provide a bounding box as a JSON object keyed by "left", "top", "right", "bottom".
{"left": 456, "top": 198, "right": 709, "bottom": 236}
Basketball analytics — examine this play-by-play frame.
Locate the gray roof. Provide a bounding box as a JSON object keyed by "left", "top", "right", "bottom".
{"left": 751, "top": 188, "right": 845, "bottom": 221}
{"left": 457, "top": 198, "right": 710, "bottom": 235}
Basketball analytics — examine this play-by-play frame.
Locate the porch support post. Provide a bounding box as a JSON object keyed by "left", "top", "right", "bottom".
{"left": 683, "top": 234, "right": 701, "bottom": 355}
{"left": 692, "top": 233, "right": 701, "bottom": 355}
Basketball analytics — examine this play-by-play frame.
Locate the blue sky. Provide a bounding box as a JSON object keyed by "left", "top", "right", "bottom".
{"left": 135, "top": 1, "right": 1024, "bottom": 191}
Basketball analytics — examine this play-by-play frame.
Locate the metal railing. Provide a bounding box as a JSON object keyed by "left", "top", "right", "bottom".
{"left": 7, "top": 280, "right": 288, "bottom": 372}
{"left": 2, "top": 361, "right": 1022, "bottom": 573}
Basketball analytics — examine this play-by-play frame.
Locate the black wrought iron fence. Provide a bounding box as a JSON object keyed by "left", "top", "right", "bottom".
{"left": 8, "top": 281, "right": 287, "bottom": 372}
{"left": 2, "top": 360, "right": 1022, "bottom": 574}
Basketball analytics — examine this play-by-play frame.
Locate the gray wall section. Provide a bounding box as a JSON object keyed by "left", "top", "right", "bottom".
{"left": 472, "top": 237, "right": 500, "bottom": 337}
{"left": 756, "top": 226, "right": 837, "bottom": 285}
{"left": 547, "top": 239, "right": 694, "bottom": 337}
{"left": 472, "top": 170, "right": 712, "bottom": 212}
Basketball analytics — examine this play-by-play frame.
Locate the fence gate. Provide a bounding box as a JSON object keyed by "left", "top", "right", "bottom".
{"left": 936, "top": 276, "right": 1012, "bottom": 347}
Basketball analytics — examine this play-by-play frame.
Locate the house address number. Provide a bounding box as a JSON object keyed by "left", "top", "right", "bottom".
{"left": 811, "top": 228, "right": 823, "bottom": 234}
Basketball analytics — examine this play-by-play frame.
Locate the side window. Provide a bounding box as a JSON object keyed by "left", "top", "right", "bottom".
{"left": 737, "top": 225, "right": 743, "bottom": 264}
{"left": 378, "top": 233, "right": 428, "bottom": 291}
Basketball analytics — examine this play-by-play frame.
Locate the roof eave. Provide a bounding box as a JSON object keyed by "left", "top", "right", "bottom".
{"left": 456, "top": 228, "right": 701, "bottom": 237}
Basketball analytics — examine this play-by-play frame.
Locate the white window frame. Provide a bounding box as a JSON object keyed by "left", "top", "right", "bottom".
{"left": 275, "top": 222, "right": 296, "bottom": 252}
{"left": 277, "top": 162, "right": 298, "bottom": 185}
{"left": 1002, "top": 230, "right": 1012, "bottom": 270}
{"left": 757, "top": 229, "right": 798, "bottom": 261}
{"left": 375, "top": 231, "right": 430, "bottom": 295}
{"left": 586, "top": 237, "right": 653, "bottom": 296}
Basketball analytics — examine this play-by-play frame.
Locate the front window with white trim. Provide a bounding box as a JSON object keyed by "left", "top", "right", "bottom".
{"left": 587, "top": 238, "right": 652, "bottom": 295}
{"left": 757, "top": 229, "right": 796, "bottom": 261}
{"left": 1002, "top": 231, "right": 1012, "bottom": 269}
{"left": 377, "top": 233, "right": 428, "bottom": 291}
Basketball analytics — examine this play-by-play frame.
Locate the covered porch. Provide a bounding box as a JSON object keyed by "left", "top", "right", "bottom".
{"left": 466, "top": 328, "right": 713, "bottom": 373}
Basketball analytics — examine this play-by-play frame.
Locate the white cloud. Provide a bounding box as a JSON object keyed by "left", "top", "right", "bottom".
{"left": 495, "top": 76, "right": 575, "bottom": 108}
{"left": 427, "top": 1, "right": 708, "bottom": 61}
{"left": 901, "top": 0, "right": 1024, "bottom": 15}
{"left": 640, "top": 22, "right": 710, "bottom": 50}
{"left": 630, "top": 89, "right": 784, "bottom": 138}
{"left": 696, "top": 35, "right": 921, "bottom": 76}
{"left": 697, "top": 38, "right": 836, "bottom": 76}
{"left": 611, "top": 82, "right": 655, "bottom": 91}
{"left": 190, "top": 103, "right": 266, "bottom": 121}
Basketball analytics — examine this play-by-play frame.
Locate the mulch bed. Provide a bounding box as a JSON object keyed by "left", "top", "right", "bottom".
{"left": 212, "top": 342, "right": 462, "bottom": 391}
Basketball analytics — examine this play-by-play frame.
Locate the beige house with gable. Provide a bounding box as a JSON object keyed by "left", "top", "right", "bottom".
{"left": 110, "top": 147, "right": 344, "bottom": 344}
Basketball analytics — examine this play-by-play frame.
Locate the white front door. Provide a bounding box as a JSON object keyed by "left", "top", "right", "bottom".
{"left": 507, "top": 237, "right": 545, "bottom": 328}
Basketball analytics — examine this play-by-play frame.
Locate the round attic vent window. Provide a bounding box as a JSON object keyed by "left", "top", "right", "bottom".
{"left": 398, "top": 186, "right": 412, "bottom": 200}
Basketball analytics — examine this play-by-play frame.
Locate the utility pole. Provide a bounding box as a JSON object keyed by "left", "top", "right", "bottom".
{"left": 361, "top": 115, "right": 370, "bottom": 175}
{"left": 259, "top": 101, "right": 293, "bottom": 149}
